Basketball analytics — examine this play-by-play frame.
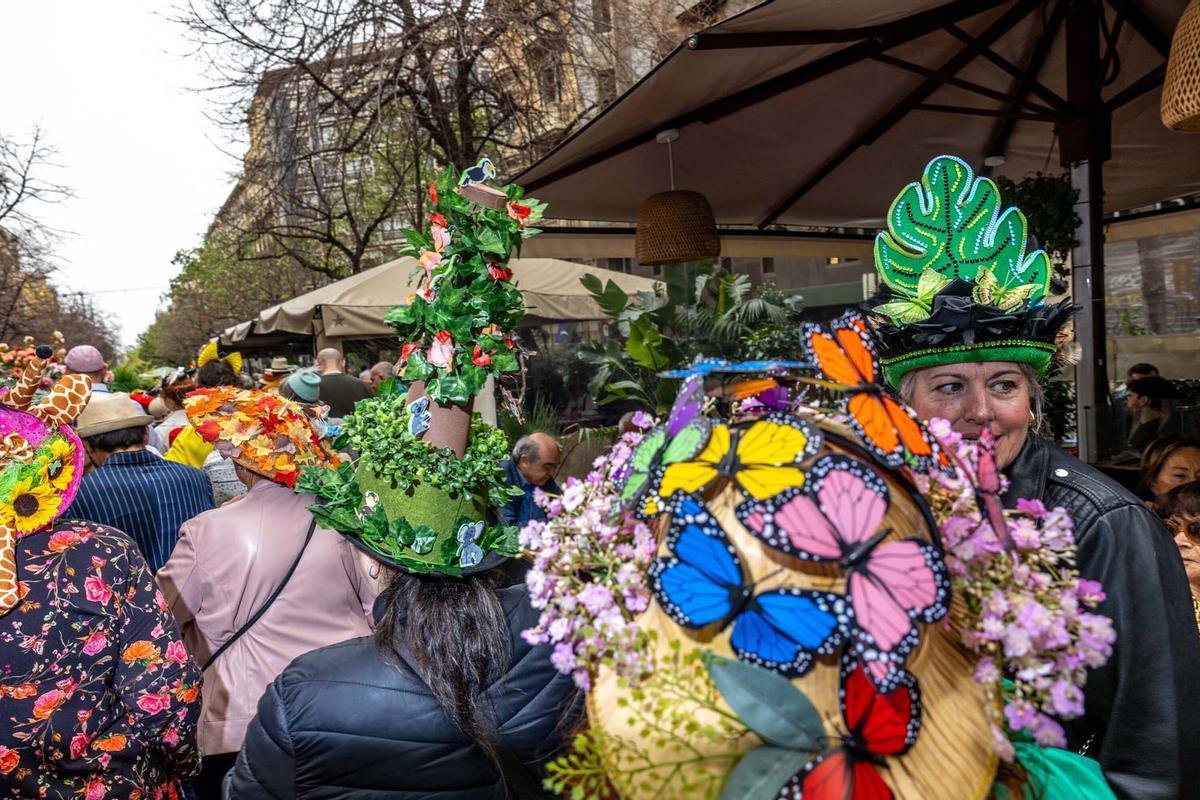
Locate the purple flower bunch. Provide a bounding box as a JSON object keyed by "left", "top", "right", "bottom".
{"left": 520, "top": 412, "right": 658, "bottom": 690}
{"left": 919, "top": 419, "right": 1116, "bottom": 759}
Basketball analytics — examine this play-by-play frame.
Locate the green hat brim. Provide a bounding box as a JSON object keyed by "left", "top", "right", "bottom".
{"left": 880, "top": 340, "right": 1056, "bottom": 389}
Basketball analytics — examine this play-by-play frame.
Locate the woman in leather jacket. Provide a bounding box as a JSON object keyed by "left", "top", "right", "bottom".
{"left": 865, "top": 155, "right": 1200, "bottom": 800}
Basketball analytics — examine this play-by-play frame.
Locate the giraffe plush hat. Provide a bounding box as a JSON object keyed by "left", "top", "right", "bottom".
{"left": 0, "top": 346, "right": 91, "bottom": 614}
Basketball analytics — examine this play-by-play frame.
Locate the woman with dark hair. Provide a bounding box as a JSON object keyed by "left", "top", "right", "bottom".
{"left": 226, "top": 387, "right": 580, "bottom": 797}
{"left": 1154, "top": 480, "right": 1200, "bottom": 628}
{"left": 154, "top": 370, "right": 195, "bottom": 448}
{"left": 1139, "top": 436, "right": 1200, "bottom": 500}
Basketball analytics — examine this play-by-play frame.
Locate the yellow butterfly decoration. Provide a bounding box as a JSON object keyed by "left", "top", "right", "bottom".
{"left": 649, "top": 413, "right": 822, "bottom": 513}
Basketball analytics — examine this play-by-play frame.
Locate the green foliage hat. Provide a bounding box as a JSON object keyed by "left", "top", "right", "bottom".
{"left": 867, "top": 155, "right": 1075, "bottom": 387}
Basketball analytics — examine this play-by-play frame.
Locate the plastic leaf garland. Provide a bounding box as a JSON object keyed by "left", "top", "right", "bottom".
{"left": 386, "top": 161, "right": 546, "bottom": 406}
{"left": 874, "top": 155, "right": 1051, "bottom": 313}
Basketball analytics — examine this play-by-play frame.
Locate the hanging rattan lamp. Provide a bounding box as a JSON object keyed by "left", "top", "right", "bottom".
{"left": 635, "top": 130, "right": 721, "bottom": 266}
{"left": 1163, "top": 0, "right": 1200, "bottom": 132}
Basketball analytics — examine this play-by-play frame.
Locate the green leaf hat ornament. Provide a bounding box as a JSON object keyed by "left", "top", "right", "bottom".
{"left": 297, "top": 158, "right": 539, "bottom": 577}
{"left": 867, "top": 155, "right": 1076, "bottom": 388}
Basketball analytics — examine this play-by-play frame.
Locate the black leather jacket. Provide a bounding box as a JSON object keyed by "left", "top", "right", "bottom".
{"left": 226, "top": 585, "right": 581, "bottom": 799}
{"left": 1003, "top": 434, "right": 1200, "bottom": 800}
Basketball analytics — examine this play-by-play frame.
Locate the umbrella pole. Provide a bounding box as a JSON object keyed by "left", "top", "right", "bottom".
{"left": 1063, "top": 0, "right": 1112, "bottom": 464}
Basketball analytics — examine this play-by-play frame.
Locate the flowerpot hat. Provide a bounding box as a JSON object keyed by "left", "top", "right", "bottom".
{"left": 525, "top": 322, "right": 1115, "bottom": 800}
{"left": 184, "top": 387, "right": 339, "bottom": 488}
{"left": 296, "top": 158, "right": 546, "bottom": 578}
{"left": 0, "top": 346, "right": 92, "bottom": 615}
{"left": 866, "top": 155, "right": 1076, "bottom": 388}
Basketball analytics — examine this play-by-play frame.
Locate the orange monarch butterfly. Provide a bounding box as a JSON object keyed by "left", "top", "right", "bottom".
{"left": 801, "top": 312, "right": 938, "bottom": 472}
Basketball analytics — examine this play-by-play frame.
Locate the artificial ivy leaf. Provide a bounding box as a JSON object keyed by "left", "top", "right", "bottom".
{"left": 875, "top": 155, "right": 1050, "bottom": 304}
{"left": 719, "top": 746, "right": 816, "bottom": 800}
{"left": 433, "top": 375, "right": 471, "bottom": 406}
{"left": 704, "top": 654, "right": 826, "bottom": 752}
{"left": 491, "top": 350, "right": 518, "bottom": 373}
{"left": 376, "top": 377, "right": 401, "bottom": 399}
{"left": 403, "top": 351, "right": 433, "bottom": 382}
{"left": 410, "top": 528, "right": 437, "bottom": 555}
{"left": 872, "top": 299, "right": 932, "bottom": 325}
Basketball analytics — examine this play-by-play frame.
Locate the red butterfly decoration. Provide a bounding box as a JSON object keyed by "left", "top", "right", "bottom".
{"left": 778, "top": 660, "right": 920, "bottom": 800}
{"left": 801, "top": 312, "right": 939, "bottom": 472}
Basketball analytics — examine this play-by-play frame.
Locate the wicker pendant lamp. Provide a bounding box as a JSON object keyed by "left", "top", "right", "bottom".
{"left": 1163, "top": 0, "right": 1200, "bottom": 132}
{"left": 635, "top": 129, "right": 721, "bottom": 266}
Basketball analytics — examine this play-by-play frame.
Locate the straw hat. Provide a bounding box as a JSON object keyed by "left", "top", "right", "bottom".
{"left": 75, "top": 394, "right": 154, "bottom": 438}
{"left": 265, "top": 356, "right": 298, "bottom": 375}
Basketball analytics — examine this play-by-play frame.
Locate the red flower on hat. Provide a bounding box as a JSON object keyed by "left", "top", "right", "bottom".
{"left": 472, "top": 344, "right": 492, "bottom": 367}
{"left": 487, "top": 260, "right": 512, "bottom": 282}
{"left": 429, "top": 213, "right": 447, "bottom": 227}
{"left": 427, "top": 330, "right": 455, "bottom": 369}
{"left": 507, "top": 202, "right": 531, "bottom": 226}
{"left": 195, "top": 419, "right": 222, "bottom": 443}
{"left": 429, "top": 182, "right": 438, "bottom": 204}
{"left": 400, "top": 342, "right": 419, "bottom": 364}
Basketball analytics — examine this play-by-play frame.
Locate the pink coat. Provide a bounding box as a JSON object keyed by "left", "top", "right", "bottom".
{"left": 157, "top": 479, "right": 375, "bottom": 755}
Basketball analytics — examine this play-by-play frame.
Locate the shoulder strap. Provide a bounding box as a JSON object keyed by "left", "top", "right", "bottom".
{"left": 202, "top": 517, "right": 317, "bottom": 671}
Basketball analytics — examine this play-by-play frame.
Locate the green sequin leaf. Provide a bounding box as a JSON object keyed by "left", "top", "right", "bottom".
{"left": 875, "top": 155, "right": 1051, "bottom": 305}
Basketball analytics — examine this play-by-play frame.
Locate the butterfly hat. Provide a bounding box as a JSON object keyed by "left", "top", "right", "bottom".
{"left": 865, "top": 154, "right": 1076, "bottom": 389}
{"left": 292, "top": 158, "right": 545, "bottom": 577}
{"left": 0, "top": 347, "right": 92, "bottom": 615}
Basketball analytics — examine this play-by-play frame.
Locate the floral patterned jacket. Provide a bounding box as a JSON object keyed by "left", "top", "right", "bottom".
{"left": 0, "top": 519, "right": 201, "bottom": 798}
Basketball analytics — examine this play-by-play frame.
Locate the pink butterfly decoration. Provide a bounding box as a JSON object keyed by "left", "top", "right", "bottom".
{"left": 736, "top": 454, "right": 950, "bottom": 692}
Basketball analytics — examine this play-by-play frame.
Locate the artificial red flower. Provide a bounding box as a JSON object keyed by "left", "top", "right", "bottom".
{"left": 427, "top": 330, "right": 455, "bottom": 369}
{"left": 429, "top": 182, "right": 438, "bottom": 204}
{"left": 400, "top": 343, "right": 419, "bottom": 364}
{"left": 487, "top": 261, "right": 512, "bottom": 282}
{"left": 503, "top": 334, "right": 515, "bottom": 349}
{"left": 472, "top": 344, "right": 492, "bottom": 367}
{"left": 429, "top": 213, "right": 447, "bottom": 227}
{"left": 507, "top": 202, "right": 531, "bottom": 225}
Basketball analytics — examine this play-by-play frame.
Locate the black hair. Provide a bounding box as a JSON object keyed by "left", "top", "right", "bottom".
{"left": 1127, "top": 362, "right": 1159, "bottom": 378}
{"left": 374, "top": 571, "right": 510, "bottom": 770}
{"left": 84, "top": 425, "right": 146, "bottom": 452}
{"left": 196, "top": 359, "right": 237, "bottom": 388}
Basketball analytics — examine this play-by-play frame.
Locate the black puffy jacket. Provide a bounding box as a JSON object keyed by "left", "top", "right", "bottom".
{"left": 226, "top": 585, "right": 581, "bottom": 799}
{"left": 1003, "top": 434, "right": 1200, "bottom": 800}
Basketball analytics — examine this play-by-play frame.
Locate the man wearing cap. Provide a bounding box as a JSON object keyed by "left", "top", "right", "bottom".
{"left": 65, "top": 344, "right": 166, "bottom": 453}
{"left": 71, "top": 394, "right": 213, "bottom": 572}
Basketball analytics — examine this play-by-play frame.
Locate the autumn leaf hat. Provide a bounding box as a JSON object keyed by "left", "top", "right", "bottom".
{"left": 866, "top": 155, "right": 1076, "bottom": 388}
{"left": 0, "top": 346, "right": 92, "bottom": 615}
{"left": 184, "top": 386, "right": 339, "bottom": 488}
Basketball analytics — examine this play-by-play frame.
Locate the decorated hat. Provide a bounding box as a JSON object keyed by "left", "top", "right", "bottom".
{"left": 523, "top": 321, "right": 1115, "bottom": 800}
{"left": 0, "top": 346, "right": 92, "bottom": 615}
{"left": 865, "top": 155, "right": 1076, "bottom": 388}
{"left": 197, "top": 340, "right": 243, "bottom": 377}
{"left": 184, "top": 387, "right": 339, "bottom": 487}
{"left": 296, "top": 158, "right": 545, "bottom": 577}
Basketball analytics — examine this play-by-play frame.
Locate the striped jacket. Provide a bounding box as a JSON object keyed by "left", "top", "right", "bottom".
{"left": 70, "top": 449, "right": 214, "bottom": 572}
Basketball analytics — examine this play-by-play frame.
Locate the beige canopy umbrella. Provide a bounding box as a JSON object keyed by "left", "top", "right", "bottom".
{"left": 221, "top": 256, "right": 661, "bottom": 344}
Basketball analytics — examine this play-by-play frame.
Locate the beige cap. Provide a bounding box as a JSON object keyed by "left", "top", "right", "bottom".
{"left": 75, "top": 393, "right": 154, "bottom": 437}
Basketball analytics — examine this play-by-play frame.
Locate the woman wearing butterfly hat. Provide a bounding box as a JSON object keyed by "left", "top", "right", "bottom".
{"left": 156, "top": 387, "right": 375, "bottom": 797}
{"left": 861, "top": 155, "right": 1200, "bottom": 799}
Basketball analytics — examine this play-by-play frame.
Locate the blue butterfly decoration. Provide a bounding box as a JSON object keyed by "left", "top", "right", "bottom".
{"left": 648, "top": 494, "right": 848, "bottom": 677}
{"left": 659, "top": 356, "right": 812, "bottom": 379}
{"left": 408, "top": 397, "right": 431, "bottom": 437}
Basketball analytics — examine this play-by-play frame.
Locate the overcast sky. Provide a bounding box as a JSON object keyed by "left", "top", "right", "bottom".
{"left": 0, "top": 1, "right": 236, "bottom": 349}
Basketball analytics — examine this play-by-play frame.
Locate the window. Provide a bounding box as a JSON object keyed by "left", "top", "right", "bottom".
{"left": 534, "top": 47, "right": 565, "bottom": 107}
{"left": 762, "top": 257, "right": 776, "bottom": 278}
{"left": 380, "top": 216, "right": 406, "bottom": 242}
{"left": 653, "top": 264, "right": 663, "bottom": 277}
{"left": 828, "top": 256, "right": 841, "bottom": 266}
{"left": 593, "top": 0, "right": 612, "bottom": 33}
{"left": 596, "top": 68, "right": 617, "bottom": 105}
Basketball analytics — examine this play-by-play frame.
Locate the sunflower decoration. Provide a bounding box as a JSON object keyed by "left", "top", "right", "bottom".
{"left": 2, "top": 473, "right": 61, "bottom": 535}
{"left": 35, "top": 435, "right": 76, "bottom": 493}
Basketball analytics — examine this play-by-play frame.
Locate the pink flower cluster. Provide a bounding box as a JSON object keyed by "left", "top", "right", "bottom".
{"left": 520, "top": 412, "right": 657, "bottom": 690}
{"left": 918, "top": 420, "right": 1115, "bottom": 758}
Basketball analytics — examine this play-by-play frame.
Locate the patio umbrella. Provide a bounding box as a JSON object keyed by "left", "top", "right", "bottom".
{"left": 516, "top": 0, "right": 1197, "bottom": 461}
